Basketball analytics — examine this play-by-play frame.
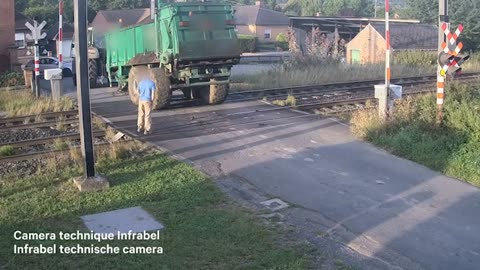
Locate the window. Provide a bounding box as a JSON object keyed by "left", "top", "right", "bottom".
{"left": 15, "top": 33, "right": 25, "bottom": 48}
{"left": 264, "top": 29, "right": 272, "bottom": 39}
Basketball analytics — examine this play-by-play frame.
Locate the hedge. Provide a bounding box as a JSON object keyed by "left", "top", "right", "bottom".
{"left": 238, "top": 35, "right": 257, "bottom": 53}
{"left": 0, "top": 72, "right": 25, "bottom": 88}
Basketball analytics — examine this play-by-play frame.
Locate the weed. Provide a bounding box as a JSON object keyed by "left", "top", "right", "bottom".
{"left": 53, "top": 138, "right": 69, "bottom": 151}
{"left": 0, "top": 90, "right": 74, "bottom": 117}
{"left": 0, "top": 145, "right": 15, "bottom": 157}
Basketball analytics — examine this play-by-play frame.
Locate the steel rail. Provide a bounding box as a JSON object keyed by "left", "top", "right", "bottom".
{"left": 0, "top": 110, "right": 78, "bottom": 125}
{"left": 0, "top": 118, "right": 78, "bottom": 131}
{"left": 0, "top": 130, "right": 106, "bottom": 148}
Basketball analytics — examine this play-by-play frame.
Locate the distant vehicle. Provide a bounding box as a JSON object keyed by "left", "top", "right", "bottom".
{"left": 22, "top": 57, "right": 73, "bottom": 77}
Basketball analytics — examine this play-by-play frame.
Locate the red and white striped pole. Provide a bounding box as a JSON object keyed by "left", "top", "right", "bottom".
{"left": 34, "top": 19, "right": 40, "bottom": 97}
{"left": 58, "top": 0, "right": 63, "bottom": 69}
{"left": 385, "top": 0, "right": 391, "bottom": 110}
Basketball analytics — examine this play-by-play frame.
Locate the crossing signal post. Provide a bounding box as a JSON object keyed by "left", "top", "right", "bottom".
{"left": 436, "top": 20, "right": 468, "bottom": 123}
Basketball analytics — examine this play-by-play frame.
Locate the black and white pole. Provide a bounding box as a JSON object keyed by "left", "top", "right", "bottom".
{"left": 74, "top": 0, "right": 95, "bottom": 178}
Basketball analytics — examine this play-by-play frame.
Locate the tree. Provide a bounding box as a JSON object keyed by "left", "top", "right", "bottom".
{"left": 405, "top": 0, "right": 480, "bottom": 51}
{"left": 404, "top": 0, "right": 437, "bottom": 23}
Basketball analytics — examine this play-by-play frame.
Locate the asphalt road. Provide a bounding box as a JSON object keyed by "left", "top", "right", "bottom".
{"left": 90, "top": 86, "right": 480, "bottom": 270}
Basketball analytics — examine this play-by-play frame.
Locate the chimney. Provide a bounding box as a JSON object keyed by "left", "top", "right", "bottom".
{"left": 255, "top": 1, "right": 263, "bottom": 7}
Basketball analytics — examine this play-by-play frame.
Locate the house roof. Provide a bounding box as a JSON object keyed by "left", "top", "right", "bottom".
{"left": 235, "top": 5, "right": 289, "bottom": 26}
{"left": 97, "top": 8, "right": 150, "bottom": 28}
{"left": 46, "top": 22, "right": 75, "bottom": 40}
{"left": 15, "top": 12, "right": 33, "bottom": 31}
{"left": 370, "top": 22, "right": 437, "bottom": 50}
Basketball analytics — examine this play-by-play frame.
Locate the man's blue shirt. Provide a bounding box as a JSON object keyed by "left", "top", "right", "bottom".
{"left": 138, "top": 79, "right": 156, "bottom": 102}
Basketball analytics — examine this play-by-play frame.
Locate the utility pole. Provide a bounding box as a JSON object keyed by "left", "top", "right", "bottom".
{"left": 74, "top": 0, "right": 95, "bottom": 178}
{"left": 437, "top": 0, "right": 448, "bottom": 123}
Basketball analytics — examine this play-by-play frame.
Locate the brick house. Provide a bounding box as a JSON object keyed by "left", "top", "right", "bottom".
{"left": 0, "top": 0, "right": 15, "bottom": 71}
{"left": 234, "top": 2, "right": 290, "bottom": 42}
{"left": 346, "top": 22, "right": 437, "bottom": 64}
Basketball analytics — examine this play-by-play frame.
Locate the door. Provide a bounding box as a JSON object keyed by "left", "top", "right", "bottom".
{"left": 351, "top": 49, "right": 360, "bottom": 64}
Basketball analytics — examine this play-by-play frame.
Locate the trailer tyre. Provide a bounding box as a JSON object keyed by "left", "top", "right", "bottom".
{"left": 199, "top": 81, "right": 229, "bottom": 105}
{"left": 128, "top": 67, "right": 141, "bottom": 105}
{"left": 88, "top": 59, "right": 98, "bottom": 88}
{"left": 150, "top": 68, "right": 171, "bottom": 110}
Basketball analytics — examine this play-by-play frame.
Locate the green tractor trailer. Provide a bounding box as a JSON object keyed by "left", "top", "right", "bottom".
{"left": 97, "top": 1, "right": 240, "bottom": 109}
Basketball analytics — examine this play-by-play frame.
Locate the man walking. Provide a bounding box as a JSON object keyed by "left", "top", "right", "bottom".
{"left": 137, "top": 73, "right": 156, "bottom": 135}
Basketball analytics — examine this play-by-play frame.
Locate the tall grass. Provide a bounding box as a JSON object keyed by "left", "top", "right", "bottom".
{"left": 0, "top": 90, "right": 74, "bottom": 117}
{"left": 351, "top": 81, "right": 480, "bottom": 187}
{"left": 232, "top": 51, "right": 480, "bottom": 91}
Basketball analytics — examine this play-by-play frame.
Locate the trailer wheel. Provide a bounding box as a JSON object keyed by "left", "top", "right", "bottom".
{"left": 128, "top": 67, "right": 141, "bottom": 105}
{"left": 88, "top": 59, "right": 98, "bottom": 88}
{"left": 199, "top": 81, "right": 229, "bottom": 105}
{"left": 150, "top": 68, "right": 171, "bottom": 110}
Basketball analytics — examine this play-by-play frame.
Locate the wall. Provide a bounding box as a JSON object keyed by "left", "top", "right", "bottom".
{"left": 236, "top": 24, "right": 288, "bottom": 42}
{"left": 346, "top": 25, "right": 385, "bottom": 64}
{"left": 0, "top": 0, "right": 15, "bottom": 71}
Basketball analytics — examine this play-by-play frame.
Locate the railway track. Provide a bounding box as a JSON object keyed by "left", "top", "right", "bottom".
{"left": 228, "top": 72, "right": 480, "bottom": 104}
{"left": 0, "top": 110, "right": 79, "bottom": 129}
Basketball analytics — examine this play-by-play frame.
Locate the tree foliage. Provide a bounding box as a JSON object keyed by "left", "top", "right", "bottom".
{"left": 15, "top": 0, "right": 151, "bottom": 25}
{"left": 284, "top": 0, "right": 373, "bottom": 17}
{"left": 405, "top": 0, "right": 480, "bottom": 51}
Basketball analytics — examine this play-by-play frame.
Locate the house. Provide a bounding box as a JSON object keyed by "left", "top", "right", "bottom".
{"left": 234, "top": 1, "right": 290, "bottom": 42}
{"left": 90, "top": 8, "right": 152, "bottom": 34}
{"left": 345, "top": 22, "right": 437, "bottom": 64}
{"left": 0, "top": 0, "right": 15, "bottom": 71}
{"left": 46, "top": 22, "right": 75, "bottom": 60}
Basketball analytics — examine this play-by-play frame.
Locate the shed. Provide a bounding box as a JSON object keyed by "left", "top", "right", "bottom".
{"left": 346, "top": 22, "right": 437, "bottom": 64}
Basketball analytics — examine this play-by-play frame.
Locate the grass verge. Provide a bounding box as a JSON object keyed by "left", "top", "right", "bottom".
{"left": 0, "top": 90, "right": 74, "bottom": 117}
{"left": 0, "top": 151, "right": 311, "bottom": 269}
{"left": 351, "top": 82, "right": 480, "bottom": 187}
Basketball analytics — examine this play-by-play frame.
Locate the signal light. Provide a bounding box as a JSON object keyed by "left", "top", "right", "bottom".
{"left": 179, "top": 21, "right": 189, "bottom": 27}
{"left": 438, "top": 52, "right": 454, "bottom": 66}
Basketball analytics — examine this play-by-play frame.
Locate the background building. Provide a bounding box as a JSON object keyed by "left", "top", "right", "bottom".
{"left": 345, "top": 22, "right": 437, "bottom": 64}
{"left": 0, "top": 0, "right": 15, "bottom": 71}
{"left": 234, "top": 1, "right": 290, "bottom": 42}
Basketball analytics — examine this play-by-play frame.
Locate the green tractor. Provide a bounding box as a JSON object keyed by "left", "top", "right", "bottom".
{"left": 104, "top": 0, "right": 240, "bottom": 109}
{"left": 72, "top": 27, "right": 107, "bottom": 88}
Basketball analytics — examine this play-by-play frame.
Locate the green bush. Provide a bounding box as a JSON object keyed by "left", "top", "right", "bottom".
{"left": 0, "top": 72, "right": 25, "bottom": 87}
{"left": 0, "top": 145, "right": 15, "bottom": 157}
{"left": 237, "top": 35, "right": 257, "bottom": 53}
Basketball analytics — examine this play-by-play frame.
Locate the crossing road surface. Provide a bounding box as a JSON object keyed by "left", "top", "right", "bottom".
{"left": 90, "top": 87, "right": 480, "bottom": 270}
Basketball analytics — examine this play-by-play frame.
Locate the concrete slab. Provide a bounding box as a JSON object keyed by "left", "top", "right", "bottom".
{"left": 81, "top": 206, "right": 164, "bottom": 234}
{"left": 91, "top": 87, "right": 480, "bottom": 270}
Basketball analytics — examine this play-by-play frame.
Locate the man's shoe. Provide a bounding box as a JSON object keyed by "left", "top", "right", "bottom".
{"left": 144, "top": 130, "right": 151, "bottom": 135}
{"left": 137, "top": 128, "right": 143, "bottom": 133}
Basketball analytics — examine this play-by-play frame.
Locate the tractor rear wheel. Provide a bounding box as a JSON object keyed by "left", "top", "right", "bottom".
{"left": 182, "top": 88, "right": 192, "bottom": 99}
{"left": 198, "top": 81, "right": 229, "bottom": 105}
{"left": 88, "top": 59, "right": 98, "bottom": 88}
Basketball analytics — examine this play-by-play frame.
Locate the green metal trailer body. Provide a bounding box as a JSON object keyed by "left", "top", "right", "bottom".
{"left": 104, "top": 1, "right": 240, "bottom": 92}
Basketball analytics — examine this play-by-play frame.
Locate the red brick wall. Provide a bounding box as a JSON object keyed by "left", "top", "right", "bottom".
{"left": 346, "top": 25, "right": 385, "bottom": 64}
{"left": 0, "top": 0, "right": 15, "bottom": 71}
